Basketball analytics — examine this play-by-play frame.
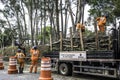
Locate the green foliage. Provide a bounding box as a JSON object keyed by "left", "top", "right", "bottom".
{"left": 0, "top": 28, "right": 17, "bottom": 46}
{"left": 0, "top": 46, "right": 17, "bottom": 57}
{"left": 38, "top": 26, "right": 51, "bottom": 43}
{"left": 87, "top": 0, "right": 116, "bottom": 24}
{"left": 3, "top": 29, "right": 12, "bottom": 46}
{"left": 84, "top": 28, "right": 94, "bottom": 37}
{"left": 113, "top": 0, "right": 120, "bottom": 17}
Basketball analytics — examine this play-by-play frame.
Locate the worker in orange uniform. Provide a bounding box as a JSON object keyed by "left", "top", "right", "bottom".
{"left": 15, "top": 49, "right": 25, "bottom": 74}
{"left": 96, "top": 15, "right": 107, "bottom": 32}
{"left": 76, "top": 21, "right": 85, "bottom": 32}
{"left": 76, "top": 22, "right": 85, "bottom": 50}
{"left": 29, "top": 46, "right": 40, "bottom": 73}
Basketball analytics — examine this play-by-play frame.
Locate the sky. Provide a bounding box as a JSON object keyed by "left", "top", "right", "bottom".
{"left": 84, "top": 5, "right": 90, "bottom": 22}
{"left": 0, "top": 2, "right": 4, "bottom": 10}
{"left": 0, "top": 2, "right": 4, "bottom": 20}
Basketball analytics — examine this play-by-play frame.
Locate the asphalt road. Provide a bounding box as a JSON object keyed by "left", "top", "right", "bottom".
{"left": 0, "top": 62, "right": 118, "bottom": 80}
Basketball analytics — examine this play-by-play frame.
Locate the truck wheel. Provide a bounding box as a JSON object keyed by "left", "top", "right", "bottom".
{"left": 59, "top": 63, "right": 71, "bottom": 76}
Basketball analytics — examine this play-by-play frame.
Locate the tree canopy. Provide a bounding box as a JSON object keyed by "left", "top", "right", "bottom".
{"left": 0, "top": 0, "right": 120, "bottom": 48}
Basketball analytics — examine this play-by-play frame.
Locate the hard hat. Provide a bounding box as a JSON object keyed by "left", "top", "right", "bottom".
{"left": 33, "top": 46, "right": 37, "bottom": 50}
{"left": 17, "top": 49, "right": 21, "bottom": 52}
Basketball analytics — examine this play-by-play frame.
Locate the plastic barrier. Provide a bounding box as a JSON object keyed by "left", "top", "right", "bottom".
{"left": 39, "top": 57, "right": 53, "bottom": 80}
{"left": 8, "top": 56, "right": 18, "bottom": 74}
{"left": 0, "top": 55, "right": 4, "bottom": 70}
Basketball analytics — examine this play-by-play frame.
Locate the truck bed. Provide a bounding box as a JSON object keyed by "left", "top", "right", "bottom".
{"left": 43, "top": 50, "right": 115, "bottom": 60}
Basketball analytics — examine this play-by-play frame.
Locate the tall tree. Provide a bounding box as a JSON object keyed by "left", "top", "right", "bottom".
{"left": 55, "top": 0, "right": 60, "bottom": 40}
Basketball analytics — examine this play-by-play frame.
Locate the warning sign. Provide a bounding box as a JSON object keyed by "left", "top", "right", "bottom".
{"left": 59, "top": 51, "right": 86, "bottom": 61}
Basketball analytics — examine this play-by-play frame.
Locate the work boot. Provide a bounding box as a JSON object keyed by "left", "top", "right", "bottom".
{"left": 29, "top": 66, "right": 33, "bottom": 73}
{"left": 34, "top": 66, "right": 37, "bottom": 73}
{"left": 19, "top": 67, "right": 22, "bottom": 74}
{"left": 21, "top": 68, "right": 24, "bottom": 73}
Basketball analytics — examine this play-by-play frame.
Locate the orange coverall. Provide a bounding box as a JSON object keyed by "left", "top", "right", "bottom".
{"left": 29, "top": 49, "right": 40, "bottom": 73}
{"left": 96, "top": 16, "right": 106, "bottom": 32}
{"left": 15, "top": 52, "right": 25, "bottom": 73}
{"left": 76, "top": 23, "right": 85, "bottom": 32}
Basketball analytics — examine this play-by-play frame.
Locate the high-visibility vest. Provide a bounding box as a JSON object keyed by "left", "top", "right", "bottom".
{"left": 76, "top": 23, "right": 85, "bottom": 32}
{"left": 96, "top": 17, "right": 106, "bottom": 26}
{"left": 15, "top": 52, "right": 25, "bottom": 63}
{"left": 30, "top": 49, "right": 40, "bottom": 61}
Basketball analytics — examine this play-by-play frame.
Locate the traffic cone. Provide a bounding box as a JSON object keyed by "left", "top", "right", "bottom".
{"left": 8, "top": 56, "right": 18, "bottom": 74}
{"left": 39, "top": 57, "right": 53, "bottom": 80}
{"left": 0, "top": 55, "right": 4, "bottom": 70}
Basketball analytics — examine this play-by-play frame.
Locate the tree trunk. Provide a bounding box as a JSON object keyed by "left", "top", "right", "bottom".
{"left": 34, "top": 0, "right": 39, "bottom": 45}
{"left": 43, "top": 0, "right": 46, "bottom": 44}
{"left": 60, "top": 0, "right": 63, "bottom": 37}
{"left": 81, "top": 0, "right": 85, "bottom": 24}
{"left": 75, "top": 0, "right": 79, "bottom": 24}
{"left": 94, "top": 19, "right": 99, "bottom": 49}
{"left": 29, "top": 0, "right": 34, "bottom": 46}
{"left": 48, "top": 1, "right": 54, "bottom": 43}
{"left": 64, "top": 0, "right": 68, "bottom": 38}
{"left": 78, "top": 0, "right": 82, "bottom": 22}
{"left": 21, "top": 0, "right": 27, "bottom": 38}
{"left": 16, "top": 11, "right": 22, "bottom": 43}
{"left": 55, "top": 0, "right": 60, "bottom": 40}
{"left": 68, "top": 0, "right": 75, "bottom": 32}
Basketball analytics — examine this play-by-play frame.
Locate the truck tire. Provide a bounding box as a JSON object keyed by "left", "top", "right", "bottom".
{"left": 59, "top": 63, "right": 71, "bottom": 76}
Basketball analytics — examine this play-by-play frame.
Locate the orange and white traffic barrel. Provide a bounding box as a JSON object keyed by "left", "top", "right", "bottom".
{"left": 0, "top": 55, "right": 4, "bottom": 70}
{"left": 39, "top": 57, "right": 53, "bottom": 80}
{"left": 8, "top": 56, "right": 18, "bottom": 74}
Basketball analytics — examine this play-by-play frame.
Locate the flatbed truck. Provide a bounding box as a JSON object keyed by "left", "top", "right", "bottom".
{"left": 43, "top": 26, "right": 120, "bottom": 79}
